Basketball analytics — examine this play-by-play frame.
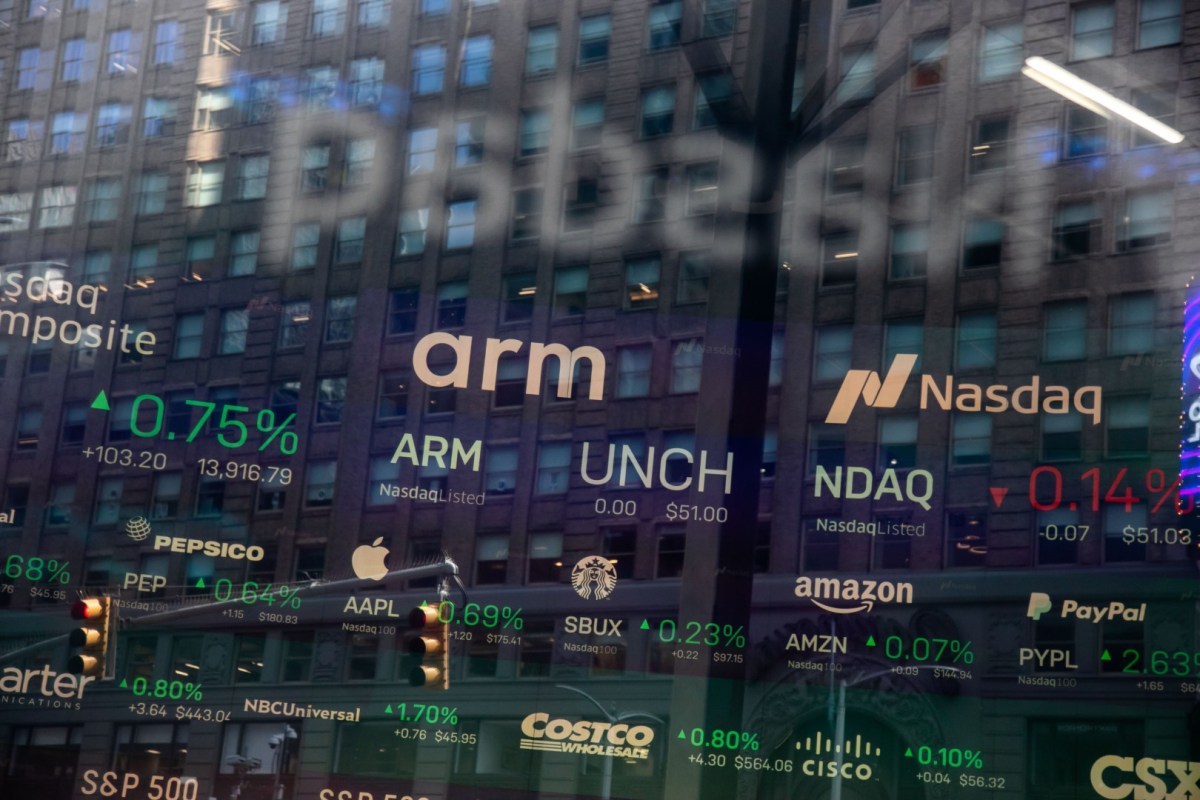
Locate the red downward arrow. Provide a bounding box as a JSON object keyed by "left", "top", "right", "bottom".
{"left": 988, "top": 487, "right": 1009, "bottom": 508}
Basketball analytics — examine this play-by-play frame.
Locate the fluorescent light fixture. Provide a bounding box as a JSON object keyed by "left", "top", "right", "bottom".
{"left": 1022, "top": 56, "right": 1184, "bottom": 144}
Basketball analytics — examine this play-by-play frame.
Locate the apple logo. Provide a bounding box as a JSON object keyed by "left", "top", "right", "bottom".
{"left": 352, "top": 537, "right": 390, "bottom": 581}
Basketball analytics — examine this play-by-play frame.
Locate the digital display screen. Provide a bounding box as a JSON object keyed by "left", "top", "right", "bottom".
{"left": 0, "top": 1, "right": 1196, "bottom": 799}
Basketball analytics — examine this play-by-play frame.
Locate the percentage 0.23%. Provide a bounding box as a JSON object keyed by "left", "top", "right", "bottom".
{"left": 3, "top": 555, "right": 69, "bottom": 583}
{"left": 642, "top": 619, "right": 747, "bottom": 649}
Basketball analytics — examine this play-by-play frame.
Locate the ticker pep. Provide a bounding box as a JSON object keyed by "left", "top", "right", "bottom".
{"left": 153, "top": 536, "right": 264, "bottom": 561}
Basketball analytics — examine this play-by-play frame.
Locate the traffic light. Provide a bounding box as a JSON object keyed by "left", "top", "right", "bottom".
{"left": 404, "top": 603, "right": 448, "bottom": 689}
{"left": 67, "top": 597, "right": 114, "bottom": 679}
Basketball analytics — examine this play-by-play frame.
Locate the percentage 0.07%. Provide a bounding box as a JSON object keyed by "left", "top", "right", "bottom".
{"left": 868, "top": 634, "right": 974, "bottom": 664}
{"left": 197, "top": 578, "right": 301, "bottom": 609}
{"left": 437, "top": 601, "right": 522, "bottom": 629}
{"left": 121, "top": 677, "right": 203, "bottom": 702}
{"left": 384, "top": 703, "right": 458, "bottom": 725}
{"left": 641, "top": 619, "right": 746, "bottom": 649}
{"left": 679, "top": 728, "right": 760, "bottom": 751}
{"left": 3, "top": 555, "right": 69, "bottom": 583}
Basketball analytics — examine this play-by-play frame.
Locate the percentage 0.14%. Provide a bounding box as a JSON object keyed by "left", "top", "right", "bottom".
{"left": 4, "top": 555, "right": 69, "bottom": 583}
{"left": 641, "top": 619, "right": 747, "bottom": 649}
{"left": 869, "top": 635, "right": 975, "bottom": 664}
{"left": 1027, "top": 466, "right": 1194, "bottom": 514}
{"left": 679, "top": 728, "right": 760, "bottom": 751}
{"left": 96, "top": 391, "right": 299, "bottom": 454}
{"left": 196, "top": 578, "right": 301, "bottom": 609}
{"left": 437, "top": 601, "right": 523, "bottom": 629}
{"left": 121, "top": 678, "right": 203, "bottom": 702}
{"left": 384, "top": 703, "right": 458, "bottom": 725}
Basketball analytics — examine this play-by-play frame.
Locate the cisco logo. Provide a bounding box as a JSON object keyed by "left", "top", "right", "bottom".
{"left": 796, "top": 732, "right": 881, "bottom": 781}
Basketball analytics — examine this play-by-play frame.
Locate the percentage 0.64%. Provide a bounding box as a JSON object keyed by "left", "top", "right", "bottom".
{"left": 4, "top": 555, "right": 69, "bottom": 583}
{"left": 121, "top": 678, "right": 203, "bottom": 702}
{"left": 197, "top": 578, "right": 302, "bottom": 609}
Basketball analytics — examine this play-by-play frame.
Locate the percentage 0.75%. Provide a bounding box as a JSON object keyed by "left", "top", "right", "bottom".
{"left": 121, "top": 677, "right": 203, "bottom": 702}
{"left": 3, "top": 555, "right": 69, "bottom": 583}
{"left": 92, "top": 391, "right": 299, "bottom": 454}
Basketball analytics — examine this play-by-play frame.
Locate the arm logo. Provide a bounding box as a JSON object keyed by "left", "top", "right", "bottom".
{"left": 825, "top": 354, "right": 918, "bottom": 424}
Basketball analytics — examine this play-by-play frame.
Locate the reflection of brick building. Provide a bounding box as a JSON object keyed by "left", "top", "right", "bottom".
{"left": 0, "top": 0, "right": 1197, "bottom": 798}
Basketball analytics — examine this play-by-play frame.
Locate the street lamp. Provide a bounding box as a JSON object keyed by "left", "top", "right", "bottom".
{"left": 555, "top": 684, "right": 665, "bottom": 800}
{"left": 829, "top": 665, "right": 967, "bottom": 800}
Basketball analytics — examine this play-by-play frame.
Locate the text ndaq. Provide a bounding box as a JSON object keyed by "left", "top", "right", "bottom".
{"left": 814, "top": 466, "right": 933, "bottom": 510}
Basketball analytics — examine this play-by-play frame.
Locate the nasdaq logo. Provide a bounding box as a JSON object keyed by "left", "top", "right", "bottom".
{"left": 825, "top": 355, "right": 917, "bottom": 424}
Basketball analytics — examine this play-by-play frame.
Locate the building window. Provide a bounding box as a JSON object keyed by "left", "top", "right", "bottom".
{"left": 970, "top": 116, "right": 1009, "bottom": 173}
{"left": 95, "top": 104, "right": 131, "bottom": 148}
{"left": 61, "top": 403, "right": 87, "bottom": 445}
{"left": 367, "top": 457, "right": 401, "bottom": 504}
{"left": 946, "top": 510, "right": 987, "bottom": 567}
{"left": 827, "top": 137, "right": 865, "bottom": 194}
{"left": 1107, "top": 396, "right": 1150, "bottom": 458}
{"left": 837, "top": 46, "right": 874, "bottom": 104}
{"left": 15, "top": 408, "right": 40, "bottom": 451}
{"left": 387, "top": 288, "right": 418, "bottom": 335}
{"left": 358, "top": 0, "right": 388, "bottom": 28}
{"left": 377, "top": 373, "right": 408, "bottom": 419}
{"left": 406, "top": 128, "right": 436, "bottom": 175}
{"left": 1109, "top": 293, "right": 1154, "bottom": 356}
{"left": 194, "top": 86, "right": 234, "bottom": 131}
{"left": 1138, "top": 0, "right": 1182, "bottom": 49}
{"left": 641, "top": 86, "right": 676, "bottom": 138}
{"left": 143, "top": 97, "right": 176, "bottom": 137}
{"left": 219, "top": 309, "right": 249, "bottom": 355}
{"left": 324, "top": 297, "right": 356, "bottom": 343}
{"left": 956, "top": 311, "right": 997, "bottom": 370}
{"left": 1131, "top": 89, "right": 1176, "bottom": 148}
{"left": 1064, "top": 107, "right": 1107, "bottom": 159}
{"left": 203, "top": 11, "right": 238, "bottom": 57}
{"left": 1105, "top": 504, "right": 1148, "bottom": 563}
{"left": 694, "top": 73, "right": 731, "bottom": 130}
{"left": 38, "top": 186, "right": 77, "bottom": 228}
{"left": 634, "top": 167, "right": 669, "bottom": 223}
{"left": 821, "top": 232, "right": 858, "bottom": 287}
{"left": 50, "top": 112, "right": 85, "bottom": 155}
{"left": 246, "top": 78, "right": 277, "bottom": 126}
{"left": 951, "top": 415, "right": 991, "bottom": 468}
{"left": 412, "top": 45, "right": 445, "bottom": 94}
{"left": 878, "top": 415, "right": 918, "bottom": 470}
{"left": 461, "top": 35, "right": 493, "bottom": 87}
{"left": 1072, "top": 2, "right": 1114, "bottom": 60}
{"left": 83, "top": 251, "right": 111, "bottom": 286}
{"left": 300, "top": 145, "right": 330, "bottom": 192}
{"left": 492, "top": 358, "right": 526, "bottom": 407}
{"left": 808, "top": 423, "right": 845, "bottom": 476}
{"left": 305, "top": 461, "right": 336, "bottom": 506}
{"left": 454, "top": 119, "right": 484, "bottom": 166}
{"left": 253, "top": 1, "right": 287, "bottom": 45}
{"left": 350, "top": 57, "right": 383, "bottom": 106}
{"left": 230, "top": 231, "right": 260, "bottom": 276}
{"left": 979, "top": 21, "right": 1022, "bottom": 81}
{"left": 572, "top": 99, "right": 604, "bottom": 149}
{"left": 475, "top": 535, "right": 508, "bottom": 585}
{"left": 910, "top": 31, "right": 947, "bottom": 89}
{"left": 16, "top": 48, "right": 38, "bottom": 90}
{"left": 445, "top": 200, "right": 476, "bottom": 249}
{"left": 291, "top": 222, "right": 320, "bottom": 269}
{"left": 677, "top": 252, "right": 710, "bottom": 304}
{"left": 86, "top": 179, "right": 120, "bottom": 223}
{"left": 579, "top": 15, "right": 611, "bottom": 65}
{"left": 884, "top": 318, "right": 923, "bottom": 372}
{"left": 685, "top": 162, "right": 719, "bottom": 216}
{"left": 237, "top": 155, "right": 269, "bottom": 200}
{"left": 616, "top": 345, "right": 652, "bottom": 398}
{"left": 625, "top": 257, "right": 661, "bottom": 310}
{"left": 519, "top": 109, "right": 550, "bottom": 157}
{"left": 526, "top": 26, "right": 557, "bottom": 74}
{"left": 107, "top": 29, "right": 137, "bottom": 74}
{"left": 6, "top": 119, "right": 43, "bottom": 162}
{"left": 814, "top": 325, "right": 852, "bottom": 382}
{"left": 647, "top": 0, "right": 681, "bottom": 50}
{"left": 553, "top": 267, "right": 588, "bottom": 318}
{"left": 316, "top": 378, "right": 347, "bottom": 424}
{"left": 702, "top": 0, "right": 736, "bottom": 37}
{"left": 897, "top": 126, "right": 935, "bottom": 184}
{"left": 671, "top": 340, "right": 703, "bottom": 393}
{"left": 563, "top": 178, "right": 599, "bottom": 232}
{"left": 1037, "top": 509, "right": 1084, "bottom": 565}
{"left": 1043, "top": 300, "right": 1087, "bottom": 362}
{"left": 281, "top": 632, "right": 314, "bottom": 682}
{"left": 503, "top": 273, "right": 536, "bottom": 322}
{"left": 311, "top": 0, "right": 345, "bottom": 37}
{"left": 511, "top": 189, "right": 542, "bottom": 240}
{"left": 890, "top": 223, "right": 928, "bottom": 280}
{"left": 437, "top": 282, "right": 468, "bottom": 328}
{"left": 172, "top": 313, "right": 204, "bottom": 360}
{"left": 306, "top": 65, "right": 337, "bottom": 107}
{"left": 656, "top": 525, "right": 686, "bottom": 578}
{"left": 536, "top": 443, "right": 571, "bottom": 494}
{"left": 279, "top": 302, "right": 310, "bottom": 349}
{"left": 602, "top": 528, "right": 636, "bottom": 579}
{"left": 60, "top": 39, "right": 84, "bottom": 82}
{"left": 1053, "top": 199, "right": 1101, "bottom": 259}
{"left": 1041, "top": 412, "right": 1083, "bottom": 462}
{"left": 184, "top": 161, "right": 224, "bottom": 207}
{"left": 335, "top": 217, "right": 366, "bottom": 263}
{"left": 963, "top": 218, "right": 1004, "bottom": 270}
{"left": 186, "top": 236, "right": 216, "bottom": 278}
{"left": 483, "top": 445, "right": 518, "bottom": 494}
{"left": 1119, "top": 189, "right": 1172, "bottom": 250}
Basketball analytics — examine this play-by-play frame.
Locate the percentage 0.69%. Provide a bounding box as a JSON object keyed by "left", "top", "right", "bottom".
{"left": 437, "top": 601, "right": 522, "bottom": 629}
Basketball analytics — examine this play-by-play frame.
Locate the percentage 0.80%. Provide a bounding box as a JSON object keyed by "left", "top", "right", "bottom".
{"left": 198, "top": 578, "right": 302, "bottom": 609}
{"left": 4, "top": 555, "right": 69, "bottom": 583}
{"left": 869, "top": 634, "right": 974, "bottom": 664}
{"left": 640, "top": 619, "right": 746, "bottom": 649}
{"left": 679, "top": 728, "right": 759, "bottom": 751}
{"left": 437, "top": 601, "right": 522, "bottom": 629}
{"left": 104, "top": 391, "right": 299, "bottom": 454}
{"left": 384, "top": 703, "right": 458, "bottom": 725}
{"left": 121, "top": 678, "right": 203, "bottom": 702}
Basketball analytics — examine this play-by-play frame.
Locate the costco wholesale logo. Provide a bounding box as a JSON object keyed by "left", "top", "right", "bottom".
{"left": 1091, "top": 754, "right": 1200, "bottom": 799}
{"left": 824, "top": 354, "right": 1102, "bottom": 425}
{"left": 794, "top": 576, "right": 914, "bottom": 615}
{"left": 520, "top": 712, "right": 655, "bottom": 760}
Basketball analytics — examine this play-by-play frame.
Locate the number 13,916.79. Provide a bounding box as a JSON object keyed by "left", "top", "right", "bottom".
{"left": 197, "top": 460, "right": 292, "bottom": 484}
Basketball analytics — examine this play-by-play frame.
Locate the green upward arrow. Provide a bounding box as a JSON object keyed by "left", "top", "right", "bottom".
{"left": 640, "top": 619, "right": 650, "bottom": 630}
{"left": 1100, "top": 649, "right": 1112, "bottom": 661}
{"left": 905, "top": 747, "right": 914, "bottom": 758}
{"left": 119, "top": 679, "right": 128, "bottom": 689}
{"left": 195, "top": 578, "right": 206, "bottom": 589}
{"left": 91, "top": 390, "right": 111, "bottom": 411}
{"left": 384, "top": 705, "right": 393, "bottom": 714}
{"left": 866, "top": 636, "right": 876, "bottom": 647}
{"left": 677, "top": 730, "right": 686, "bottom": 740}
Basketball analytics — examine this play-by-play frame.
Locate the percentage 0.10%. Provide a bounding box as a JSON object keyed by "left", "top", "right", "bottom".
{"left": 384, "top": 703, "right": 458, "bottom": 725}
{"left": 640, "top": 619, "right": 746, "bottom": 648}
{"left": 4, "top": 555, "right": 69, "bottom": 583}
{"left": 906, "top": 746, "right": 984, "bottom": 769}
{"left": 99, "top": 391, "right": 299, "bottom": 454}
{"left": 196, "top": 578, "right": 302, "bottom": 609}
{"left": 869, "top": 634, "right": 974, "bottom": 664}
{"left": 121, "top": 678, "right": 203, "bottom": 702}
{"left": 437, "top": 601, "right": 523, "bottom": 629}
